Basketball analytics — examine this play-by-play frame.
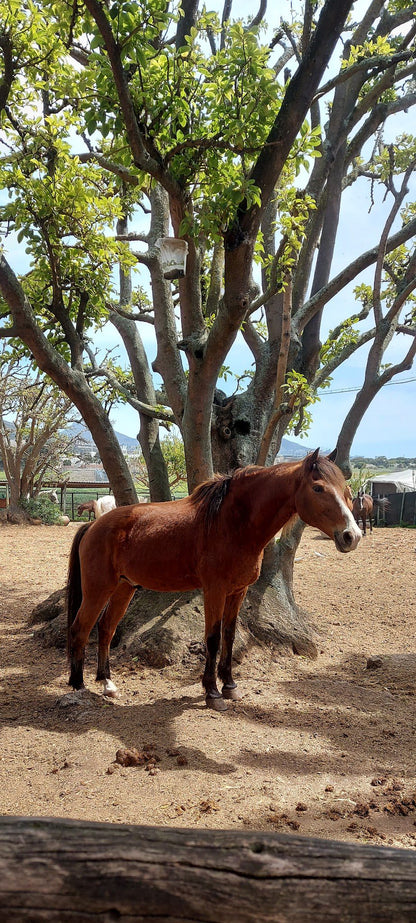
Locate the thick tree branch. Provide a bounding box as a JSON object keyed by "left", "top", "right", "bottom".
{"left": 0, "top": 31, "right": 14, "bottom": 112}
{"left": 82, "top": 0, "right": 182, "bottom": 198}
{"left": 256, "top": 279, "right": 293, "bottom": 466}
{"left": 229, "top": 0, "right": 354, "bottom": 243}
{"left": 86, "top": 367, "right": 174, "bottom": 422}
{"left": 296, "top": 216, "right": 416, "bottom": 331}
{"left": 312, "top": 50, "right": 413, "bottom": 104}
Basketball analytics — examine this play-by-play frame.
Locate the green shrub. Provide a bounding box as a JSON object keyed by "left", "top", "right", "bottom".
{"left": 21, "top": 497, "right": 62, "bottom": 525}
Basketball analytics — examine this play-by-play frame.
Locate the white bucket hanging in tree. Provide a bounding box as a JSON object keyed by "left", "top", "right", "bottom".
{"left": 156, "top": 237, "right": 188, "bottom": 279}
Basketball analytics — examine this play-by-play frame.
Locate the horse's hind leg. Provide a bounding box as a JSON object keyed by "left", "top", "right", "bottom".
{"left": 218, "top": 589, "right": 247, "bottom": 701}
{"left": 96, "top": 581, "right": 136, "bottom": 697}
{"left": 69, "top": 587, "right": 113, "bottom": 689}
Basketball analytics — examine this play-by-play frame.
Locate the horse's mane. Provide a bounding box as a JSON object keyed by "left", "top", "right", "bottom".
{"left": 190, "top": 472, "right": 234, "bottom": 528}
{"left": 189, "top": 464, "right": 270, "bottom": 528}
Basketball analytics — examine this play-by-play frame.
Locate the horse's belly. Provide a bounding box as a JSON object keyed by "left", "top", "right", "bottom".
{"left": 120, "top": 546, "right": 201, "bottom": 593}
{"left": 134, "top": 570, "right": 201, "bottom": 593}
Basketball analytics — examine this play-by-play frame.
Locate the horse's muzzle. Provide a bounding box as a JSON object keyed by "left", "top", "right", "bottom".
{"left": 334, "top": 528, "right": 361, "bottom": 553}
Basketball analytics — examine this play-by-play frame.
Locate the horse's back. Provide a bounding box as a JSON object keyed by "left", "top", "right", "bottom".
{"left": 83, "top": 496, "right": 194, "bottom": 538}
{"left": 96, "top": 495, "right": 116, "bottom": 515}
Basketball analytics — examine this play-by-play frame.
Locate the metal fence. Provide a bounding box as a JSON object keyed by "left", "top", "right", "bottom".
{"left": 0, "top": 482, "right": 148, "bottom": 521}
{"left": 374, "top": 491, "right": 416, "bottom": 527}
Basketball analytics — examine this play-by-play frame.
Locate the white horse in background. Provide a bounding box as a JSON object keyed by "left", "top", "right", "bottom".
{"left": 36, "top": 489, "right": 59, "bottom": 503}
{"left": 77, "top": 496, "right": 116, "bottom": 520}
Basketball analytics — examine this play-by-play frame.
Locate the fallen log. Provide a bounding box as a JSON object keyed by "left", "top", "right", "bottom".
{"left": 1, "top": 816, "right": 416, "bottom": 922}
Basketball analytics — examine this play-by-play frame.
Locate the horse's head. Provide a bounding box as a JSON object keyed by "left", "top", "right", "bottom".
{"left": 357, "top": 487, "right": 365, "bottom": 510}
{"left": 77, "top": 501, "right": 93, "bottom": 515}
{"left": 295, "top": 449, "right": 361, "bottom": 553}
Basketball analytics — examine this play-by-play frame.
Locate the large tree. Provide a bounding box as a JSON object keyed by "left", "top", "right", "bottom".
{"left": 0, "top": 0, "right": 415, "bottom": 652}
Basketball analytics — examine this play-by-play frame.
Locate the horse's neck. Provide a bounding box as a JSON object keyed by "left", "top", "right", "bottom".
{"left": 234, "top": 464, "right": 301, "bottom": 548}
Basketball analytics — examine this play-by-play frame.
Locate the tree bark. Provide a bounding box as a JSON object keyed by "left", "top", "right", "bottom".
{"left": 243, "top": 519, "right": 318, "bottom": 659}
{"left": 1, "top": 817, "right": 416, "bottom": 922}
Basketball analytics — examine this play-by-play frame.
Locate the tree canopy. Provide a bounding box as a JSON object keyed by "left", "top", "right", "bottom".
{"left": 0, "top": 0, "right": 415, "bottom": 500}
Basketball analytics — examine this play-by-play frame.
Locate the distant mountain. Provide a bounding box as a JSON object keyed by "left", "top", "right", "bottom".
{"left": 279, "top": 438, "right": 311, "bottom": 458}
{"left": 67, "top": 424, "right": 138, "bottom": 450}
{"left": 68, "top": 424, "right": 310, "bottom": 457}
{"left": 114, "top": 430, "right": 138, "bottom": 449}
{"left": 114, "top": 432, "right": 311, "bottom": 456}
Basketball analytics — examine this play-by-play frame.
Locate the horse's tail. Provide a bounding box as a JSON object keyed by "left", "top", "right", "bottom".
{"left": 67, "top": 522, "right": 91, "bottom": 654}
{"left": 373, "top": 497, "right": 390, "bottom": 510}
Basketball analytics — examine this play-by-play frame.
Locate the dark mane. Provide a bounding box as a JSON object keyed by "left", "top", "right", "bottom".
{"left": 190, "top": 472, "right": 233, "bottom": 528}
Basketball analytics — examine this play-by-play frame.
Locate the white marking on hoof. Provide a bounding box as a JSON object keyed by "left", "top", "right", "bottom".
{"left": 102, "top": 679, "right": 119, "bottom": 698}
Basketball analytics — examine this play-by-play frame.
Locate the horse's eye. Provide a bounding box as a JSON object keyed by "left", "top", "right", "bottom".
{"left": 313, "top": 484, "right": 324, "bottom": 493}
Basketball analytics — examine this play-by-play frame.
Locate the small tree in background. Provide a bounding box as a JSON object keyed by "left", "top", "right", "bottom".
{"left": 128, "top": 432, "right": 187, "bottom": 495}
{"left": 0, "top": 351, "right": 79, "bottom": 519}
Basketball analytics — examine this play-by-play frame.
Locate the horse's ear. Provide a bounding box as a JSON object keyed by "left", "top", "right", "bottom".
{"left": 304, "top": 448, "right": 320, "bottom": 471}
{"left": 327, "top": 448, "right": 337, "bottom": 463}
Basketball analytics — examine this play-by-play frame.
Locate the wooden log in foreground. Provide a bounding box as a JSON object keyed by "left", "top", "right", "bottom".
{"left": 1, "top": 817, "right": 416, "bottom": 922}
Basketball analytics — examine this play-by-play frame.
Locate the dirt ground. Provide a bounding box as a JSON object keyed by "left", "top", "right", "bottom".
{"left": 1, "top": 520, "right": 415, "bottom": 850}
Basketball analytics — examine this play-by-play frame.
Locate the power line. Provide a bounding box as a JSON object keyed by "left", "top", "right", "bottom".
{"left": 317, "top": 376, "right": 416, "bottom": 395}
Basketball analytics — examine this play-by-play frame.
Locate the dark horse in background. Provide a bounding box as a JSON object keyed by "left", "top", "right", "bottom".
{"left": 352, "top": 488, "right": 389, "bottom": 534}
{"left": 66, "top": 449, "right": 361, "bottom": 711}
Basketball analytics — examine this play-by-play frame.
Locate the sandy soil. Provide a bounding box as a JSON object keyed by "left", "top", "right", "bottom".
{"left": 0, "top": 520, "right": 415, "bottom": 849}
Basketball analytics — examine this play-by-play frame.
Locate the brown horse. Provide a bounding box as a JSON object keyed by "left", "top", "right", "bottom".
{"left": 77, "top": 496, "right": 116, "bottom": 520}
{"left": 352, "top": 490, "right": 389, "bottom": 534}
{"left": 67, "top": 449, "right": 361, "bottom": 710}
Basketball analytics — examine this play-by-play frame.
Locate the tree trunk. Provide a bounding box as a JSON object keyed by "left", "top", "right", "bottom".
{"left": 1, "top": 816, "right": 415, "bottom": 923}
{"left": 114, "top": 213, "right": 171, "bottom": 501}
{"left": 243, "top": 519, "right": 318, "bottom": 659}
{"left": 109, "top": 315, "right": 171, "bottom": 503}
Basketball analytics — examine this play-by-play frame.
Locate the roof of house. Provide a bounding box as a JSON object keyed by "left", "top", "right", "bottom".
{"left": 369, "top": 469, "right": 416, "bottom": 492}
{"left": 62, "top": 466, "right": 110, "bottom": 484}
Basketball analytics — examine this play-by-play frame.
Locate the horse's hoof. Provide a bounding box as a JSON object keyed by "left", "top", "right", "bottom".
{"left": 206, "top": 695, "right": 228, "bottom": 712}
{"left": 102, "top": 679, "right": 119, "bottom": 698}
{"left": 222, "top": 684, "right": 243, "bottom": 701}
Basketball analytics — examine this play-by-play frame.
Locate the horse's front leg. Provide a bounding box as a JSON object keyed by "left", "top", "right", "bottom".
{"left": 218, "top": 588, "right": 247, "bottom": 701}
{"left": 202, "top": 589, "right": 227, "bottom": 711}
{"left": 96, "top": 581, "right": 136, "bottom": 697}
